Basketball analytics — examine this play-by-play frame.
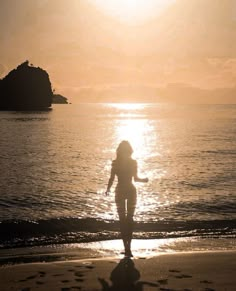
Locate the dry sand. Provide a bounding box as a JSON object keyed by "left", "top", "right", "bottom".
{"left": 0, "top": 250, "right": 235, "bottom": 291}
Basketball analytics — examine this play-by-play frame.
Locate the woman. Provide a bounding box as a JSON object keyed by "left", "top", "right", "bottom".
{"left": 105, "top": 141, "right": 148, "bottom": 257}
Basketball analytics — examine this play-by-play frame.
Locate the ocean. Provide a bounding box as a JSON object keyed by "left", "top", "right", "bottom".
{"left": 0, "top": 103, "right": 235, "bottom": 250}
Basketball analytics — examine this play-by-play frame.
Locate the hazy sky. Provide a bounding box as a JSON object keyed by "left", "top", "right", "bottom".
{"left": 0, "top": 0, "right": 236, "bottom": 101}
{"left": 91, "top": 0, "right": 175, "bottom": 22}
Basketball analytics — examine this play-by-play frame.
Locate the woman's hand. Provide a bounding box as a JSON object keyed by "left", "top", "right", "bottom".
{"left": 134, "top": 177, "right": 149, "bottom": 183}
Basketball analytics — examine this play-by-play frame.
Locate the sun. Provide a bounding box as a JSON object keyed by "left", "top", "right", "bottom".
{"left": 92, "top": 0, "right": 175, "bottom": 23}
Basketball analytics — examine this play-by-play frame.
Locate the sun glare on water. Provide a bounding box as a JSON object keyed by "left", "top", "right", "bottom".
{"left": 93, "top": 0, "right": 174, "bottom": 23}
{"left": 109, "top": 103, "right": 145, "bottom": 110}
{"left": 109, "top": 103, "right": 153, "bottom": 160}
{"left": 103, "top": 103, "right": 163, "bottom": 219}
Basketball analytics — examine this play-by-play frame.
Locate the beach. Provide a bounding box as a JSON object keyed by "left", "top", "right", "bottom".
{"left": 0, "top": 241, "right": 235, "bottom": 291}
{"left": 1, "top": 0, "right": 236, "bottom": 289}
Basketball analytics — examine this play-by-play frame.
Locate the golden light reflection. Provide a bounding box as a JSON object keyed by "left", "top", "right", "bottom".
{"left": 79, "top": 238, "right": 178, "bottom": 258}
{"left": 115, "top": 118, "right": 151, "bottom": 160}
{"left": 111, "top": 103, "right": 164, "bottom": 190}
{"left": 104, "top": 103, "right": 167, "bottom": 220}
{"left": 109, "top": 103, "right": 146, "bottom": 111}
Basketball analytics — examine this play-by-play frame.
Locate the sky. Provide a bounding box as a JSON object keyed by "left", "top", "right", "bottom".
{"left": 91, "top": 0, "right": 175, "bottom": 23}
{"left": 0, "top": 0, "right": 236, "bottom": 102}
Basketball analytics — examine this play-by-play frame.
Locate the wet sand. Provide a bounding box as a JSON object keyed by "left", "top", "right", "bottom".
{"left": 0, "top": 249, "right": 235, "bottom": 290}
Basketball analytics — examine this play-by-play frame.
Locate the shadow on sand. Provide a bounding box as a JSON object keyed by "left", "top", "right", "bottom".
{"left": 98, "top": 257, "right": 158, "bottom": 291}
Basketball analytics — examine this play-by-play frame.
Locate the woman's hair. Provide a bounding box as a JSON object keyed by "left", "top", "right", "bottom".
{"left": 116, "top": 140, "right": 133, "bottom": 159}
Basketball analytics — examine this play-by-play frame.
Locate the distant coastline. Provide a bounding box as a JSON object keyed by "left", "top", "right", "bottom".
{"left": 75, "top": 84, "right": 236, "bottom": 104}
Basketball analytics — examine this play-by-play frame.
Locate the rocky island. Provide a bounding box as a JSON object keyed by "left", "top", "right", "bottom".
{"left": 52, "top": 94, "right": 68, "bottom": 104}
{"left": 0, "top": 61, "right": 53, "bottom": 110}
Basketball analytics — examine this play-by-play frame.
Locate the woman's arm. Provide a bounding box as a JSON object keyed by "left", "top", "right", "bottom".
{"left": 133, "top": 160, "right": 149, "bottom": 183}
{"left": 105, "top": 163, "right": 116, "bottom": 195}
{"left": 134, "top": 176, "right": 149, "bottom": 183}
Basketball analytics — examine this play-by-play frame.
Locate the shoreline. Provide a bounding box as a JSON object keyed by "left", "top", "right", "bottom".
{"left": 1, "top": 237, "right": 236, "bottom": 266}
{"left": 0, "top": 249, "right": 236, "bottom": 290}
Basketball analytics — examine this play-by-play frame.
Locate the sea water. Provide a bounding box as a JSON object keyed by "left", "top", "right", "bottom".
{"left": 0, "top": 103, "right": 235, "bottom": 248}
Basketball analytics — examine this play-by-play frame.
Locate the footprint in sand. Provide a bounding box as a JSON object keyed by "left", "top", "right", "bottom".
{"left": 81, "top": 261, "right": 95, "bottom": 269}
{"left": 61, "top": 280, "right": 70, "bottom": 283}
{"left": 85, "top": 265, "right": 95, "bottom": 269}
{"left": 38, "top": 271, "right": 46, "bottom": 277}
{"left": 75, "top": 278, "right": 84, "bottom": 283}
{"left": 200, "top": 280, "right": 213, "bottom": 284}
{"left": 74, "top": 271, "right": 84, "bottom": 278}
{"left": 175, "top": 274, "right": 192, "bottom": 279}
{"left": 18, "top": 275, "right": 37, "bottom": 282}
{"left": 169, "top": 269, "right": 181, "bottom": 273}
{"left": 26, "top": 275, "right": 37, "bottom": 280}
{"left": 53, "top": 273, "right": 64, "bottom": 277}
{"left": 157, "top": 279, "right": 168, "bottom": 285}
{"left": 36, "top": 281, "right": 44, "bottom": 285}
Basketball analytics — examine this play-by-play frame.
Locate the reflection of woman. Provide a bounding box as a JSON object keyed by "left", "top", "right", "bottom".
{"left": 105, "top": 141, "right": 148, "bottom": 257}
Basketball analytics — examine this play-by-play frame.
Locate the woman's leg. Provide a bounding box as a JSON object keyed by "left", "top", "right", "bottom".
{"left": 115, "top": 193, "right": 127, "bottom": 251}
{"left": 126, "top": 187, "right": 137, "bottom": 256}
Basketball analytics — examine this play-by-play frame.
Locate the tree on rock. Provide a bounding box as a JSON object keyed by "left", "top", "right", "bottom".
{"left": 0, "top": 61, "right": 53, "bottom": 110}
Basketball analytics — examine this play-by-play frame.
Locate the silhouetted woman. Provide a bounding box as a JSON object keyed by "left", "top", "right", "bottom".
{"left": 105, "top": 141, "right": 148, "bottom": 257}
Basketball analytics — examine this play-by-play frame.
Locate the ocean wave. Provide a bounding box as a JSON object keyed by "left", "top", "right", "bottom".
{"left": 0, "top": 218, "right": 235, "bottom": 249}
{"left": 202, "top": 150, "right": 236, "bottom": 156}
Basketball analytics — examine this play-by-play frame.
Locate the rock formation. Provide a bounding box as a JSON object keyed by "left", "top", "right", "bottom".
{"left": 52, "top": 94, "right": 68, "bottom": 104}
{"left": 0, "top": 61, "right": 53, "bottom": 110}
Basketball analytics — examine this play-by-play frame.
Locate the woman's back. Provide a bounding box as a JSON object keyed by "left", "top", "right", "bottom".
{"left": 112, "top": 158, "right": 137, "bottom": 185}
